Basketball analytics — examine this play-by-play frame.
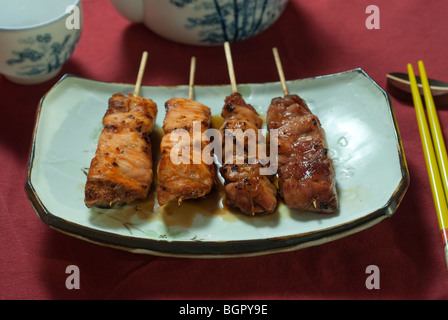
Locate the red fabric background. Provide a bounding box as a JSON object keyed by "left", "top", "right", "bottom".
{"left": 1, "top": 0, "right": 448, "bottom": 300}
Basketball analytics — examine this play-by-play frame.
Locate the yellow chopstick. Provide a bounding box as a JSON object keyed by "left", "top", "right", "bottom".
{"left": 408, "top": 62, "right": 448, "bottom": 271}
{"left": 419, "top": 60, "right": 448, "bottom": 200}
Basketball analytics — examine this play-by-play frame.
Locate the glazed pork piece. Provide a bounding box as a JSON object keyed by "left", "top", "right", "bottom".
{"left": 219, "top": 92, "right": 278, "bottom": 215}
{"left": 267, "top": 94, "right": 338, "bottom": 213}
{"left": 84, "top": 93, "right": 158, "bottom": 208}
{"left": 157, "top": 97, "right": 215, "bottom": 206}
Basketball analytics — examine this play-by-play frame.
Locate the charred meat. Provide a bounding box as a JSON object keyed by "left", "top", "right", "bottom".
{"left": 219, "top": 92, "right": 278, "bottom": 215}
{"left": 157, "top": 97, "right": 215, "bottom": 206}
{"left": 84, "top": 93, "right": 158, "bottom": 208}
{"left": 267, "top": 94, "right": 338, "bottom": 213}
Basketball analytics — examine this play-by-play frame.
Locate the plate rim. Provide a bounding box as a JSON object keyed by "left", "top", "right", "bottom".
{"left": 25, "top": 68, "right": 410, "bottom": 258}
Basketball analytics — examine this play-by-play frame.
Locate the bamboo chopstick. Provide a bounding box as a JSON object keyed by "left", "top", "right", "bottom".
{"left": 408, "top": 61, "right": 448, "bottom": 271}
{"left": 419, "top": 61, "right": 448, "bottom": 199}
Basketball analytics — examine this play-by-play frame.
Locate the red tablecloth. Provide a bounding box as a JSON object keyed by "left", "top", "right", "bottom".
{"left": 2, "top": 0, "right": 448, "bottom": 300}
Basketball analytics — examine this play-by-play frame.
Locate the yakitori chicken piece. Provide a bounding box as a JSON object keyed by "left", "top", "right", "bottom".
{"left": 267, "top": 94, "right": 338, "bottom": 213}
{"left": 219, "top": 92, "right": 277, "bottom": 215}
{"left": 157, "top": 97, "right": 215, "bottom": 206}
{"left": 84, "top": 93, "right": 157, "bottom": 208}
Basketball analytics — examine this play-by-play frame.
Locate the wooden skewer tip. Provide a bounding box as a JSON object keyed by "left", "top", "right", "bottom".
{"left": 134, "top": 51, "right": 149, "bottom": 97}
{"left": 272, "top": 47, "right": 289, "bottom": 96}
{"left": 224, "top": 42, "right": 238, "bottom": 93}
{"left": 189, "top": 56, "right": 197, "bottom": 100}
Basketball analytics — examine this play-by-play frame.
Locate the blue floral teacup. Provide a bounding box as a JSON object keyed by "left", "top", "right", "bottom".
{"left": 110, "top": 0, "right": 289, "bottom": 46}
{"left": 0, "top": 0, "right": 82, "bottom": 85}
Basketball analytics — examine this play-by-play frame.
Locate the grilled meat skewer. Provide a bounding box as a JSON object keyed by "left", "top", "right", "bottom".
{"left": 219, "top": 92, "right": 278, "bottom": 215}
{"left": 267, "top": 94, "right": 338, "bottom": 213}
{"left": 157, "top": 97, "right": 215, "bottom": 206}
{"left": 85, "top": 93, "right": 158, "bottom": 208}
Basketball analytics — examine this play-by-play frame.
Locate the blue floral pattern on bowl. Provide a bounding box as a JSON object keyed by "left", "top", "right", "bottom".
{"left": 6, "top": 30, "right": 81, "bottom": 77}
{"left": 170, "top": 0, "right": 288, "bottom": 44}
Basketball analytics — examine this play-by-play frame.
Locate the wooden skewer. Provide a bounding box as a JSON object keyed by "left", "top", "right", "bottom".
{"left": 188, "top": 56, "right": 196, "bottom": 100}
{"left": 224, "top": 42, "right": 238, "bottom": 93}
{"left": 272, "top": 47, "right": 289, "bottom": 96}
{"left": 134, "top": 51, "right": 148, "bottom": 97}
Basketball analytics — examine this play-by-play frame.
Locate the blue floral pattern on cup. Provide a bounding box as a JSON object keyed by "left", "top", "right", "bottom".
{"left": 6, "top": 30, "right": 81, "bottom": 77}
{"left": 169, "top": 0, "right": 287, "bottom": 44}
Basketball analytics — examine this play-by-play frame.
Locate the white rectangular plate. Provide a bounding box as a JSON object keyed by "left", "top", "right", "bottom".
{"left": 26, "top": 69, "right": 409, "bottom": 257}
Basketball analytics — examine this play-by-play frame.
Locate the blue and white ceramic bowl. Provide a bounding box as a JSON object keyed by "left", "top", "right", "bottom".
{"left": 111, "top": 0, "right": 289, "bottom": 45}
{"left": 0, "top": 0, "right": 82, "bottom": 85}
